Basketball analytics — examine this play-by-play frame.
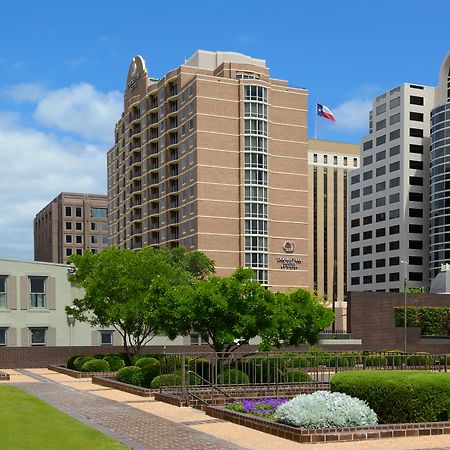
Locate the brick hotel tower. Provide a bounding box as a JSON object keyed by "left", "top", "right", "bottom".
{"left": 107, "top": 51, "right": 309, "bottom": 290}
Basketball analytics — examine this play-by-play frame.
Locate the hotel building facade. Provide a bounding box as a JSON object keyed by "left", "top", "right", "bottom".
{"left": 107, "top": 51, "right": 310, "bottom": 290}
{"left": 34, "top": 192, "right": 109, "bottom": 264}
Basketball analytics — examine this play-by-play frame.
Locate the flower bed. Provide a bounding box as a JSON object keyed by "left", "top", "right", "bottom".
{"left": 227, "top": 398, "right": 289, "bottom": 419}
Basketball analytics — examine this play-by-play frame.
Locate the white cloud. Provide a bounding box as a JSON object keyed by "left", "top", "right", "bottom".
{"left": 332, "top": 98, "right": 372, "bottom": 133}
{"left": 4, "top": 82, "right": 46, "bottom": 102}
{"left": 34, "top": 82, "right": 122, "bottom": 143}
{"left": 0, "top": 112, "right": 106, "bottom": 260}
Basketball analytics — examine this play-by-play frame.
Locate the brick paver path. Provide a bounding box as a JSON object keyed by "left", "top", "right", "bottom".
{"left": 15, "top": 369, "right": 244, "bottom": 450}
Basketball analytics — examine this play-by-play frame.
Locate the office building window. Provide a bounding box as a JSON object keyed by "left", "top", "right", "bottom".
{"left": 376, "top": 135, "right": 386, "bottom": 146}
{"left": 363, "top": 215, "right": 372, "bottom": 225}
{"left": 389, "top": 209, "right": 400, "bottom": 219}
{"left": 376, "top": 259, "right": 386, "bottom": 268}
{"left": 389, "top": 225, "right": 400, "bottom": 235}
{"left": 409, "top": 272, "right": 423, "bottom": 281}
{"left": 389, "top": 241, "right": 400, "bottom": 250}
{"left": 376, "top": 243, "right": 386, "bottom": 252}
{"left": 410, "top": 160, "right": 423, "bottom": 170}
{"left": 363, "top": 200, "right": 372, "bottom": 211}
{"left": 363, "top": 170, "right": 373, "bottom": 181}
{"left": 75, "top": 222, "right": 82, "bottom": 231}
{"left": 65, "top": 235, "right": 72, "bottom": 243}
{"left": 376, "top": 150, "right": 386, "bottom": 162}
{"left": 75, "top": 207, "right": 82, "bottom": 217}
{"left": 351, "top": 218, "right": 360, "bottom": 227}
{"left": 363, "top": 141, "right": 373, "bottom": 151}
{"left": 410, "top": 96, "right": 424, "bottom": 105}
{"left": 351, "top": 277, "right": 360, "bottom": 285}
{"left": 410, "top": 128, "right": 423, "bottom": 138}
{"left": 76, "top": 235, "right": 82, "bottom": 244}
{"left": 376, "top": 228, "right": 386, "bottom": 237}
{"left": 376, "top": 212, "right": 386, "bottom": 222}
{"left": 65, "top": 222, "right": 72, "bottom": 230}
{"left": 66, "top": 248, "right": 72, "bottom": 257}
{"left": 390, "top": 97, "right": 400, "bottom": 109}
{"left": 351, "top": 174, "right": 360, "bottom": 184}
{"left": 409, "top": 192, "right": 423, "bottom": 202}
{"left": 410, "top": 112, "right": 424, "bottom": 122}
{"left": 91, "top": 222, "right": 98, "bottom": 231}
{"left": 351, "top": 262, "right": 360, "bottom": 271}
{"left": 350, "top": 234, "right": 359, "bottom": 244}
{"left": 91, "top": 208, "right": 107, "bottom": 218}
{"left": 376, "top": 274, "right": 386, "bottom": 283}
{"left": 376, "top": 166, "right": 386, "bottom": 176}
{"left": 0, "top": 328, "right": 6, "bottom": 346}
{"left": 410, "top": 176, "right": 423, "bottom": 186}
{"left": 390, "top": 257, "right": 400, "bottom": 266}
{"left": 409, "top": 224, "right": 423, "bottom": 233}
{"left": 0, "top": 276, "right": 6, "bottom": 308}
{"left": 390, "top": 161, "right": 400, "bottom": 172}
{"left": 30, "top": 328, "right": 47, "bottom": 346}
{"left": 100, "top": 331, "right": 113, "bottom": 346}
{"left": 409, "top": 240, "right": 423, "bottom": 249}
{"left": 363, "top": 275, "right": 372, "bottom": 284}
{"left": 362, "top": 245, "right": 372, "bottom": 255}
{"left": 389, "top": 272, "right": 400, "bottom": 282}
{"left": 410, "top": 144, "right": 424, "bottom": 154}
{"left": 390, "top": 177, "right": 400, "bottom": 188}
{"left": 91, "top": 236, "right": 99, "bottom": 244}
{"left": 390, "top": 145, "right": 400, "bottom": 156}
{"left": 30, "top": 277, "right": 46, "bottom": 309}
{"left": 376, "top": 197, "right": 386, "bottom": 207}
{"left": 390, "top": 113, "right": 400, "bottom": 125}
{"left": 351, "top": 248, "right": 360, "bottom": 256}
{"left": 65, "top": 206, "right": 72, "bottom": 216}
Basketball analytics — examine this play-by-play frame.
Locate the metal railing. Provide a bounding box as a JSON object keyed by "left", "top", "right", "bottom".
{"left": 156, "top": 352, "right": 449, "bottom": 406}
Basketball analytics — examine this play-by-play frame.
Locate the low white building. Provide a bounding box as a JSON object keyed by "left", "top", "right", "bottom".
{"left": 0, "top": 258, "right": 185, "bottom": 347}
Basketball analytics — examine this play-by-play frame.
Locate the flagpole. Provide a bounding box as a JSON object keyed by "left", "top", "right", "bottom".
{"left": 314, "top": 103, "right": 317, "bottom": 140}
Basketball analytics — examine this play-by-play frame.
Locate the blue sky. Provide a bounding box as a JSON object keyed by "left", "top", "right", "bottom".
{"left": 0, "top": 0, "right": 449, "bottom": 260}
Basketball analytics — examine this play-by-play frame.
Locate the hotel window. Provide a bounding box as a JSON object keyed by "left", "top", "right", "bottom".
{"left": 100, "top": 331, "right": 113, "bottom": 346}
{"left": 30, "top": 328, "right": 47, "bottom": 346}
{"left": 0, "top": 328, "right": 6, "bottom": 346}
{"left": 0, "top": 276, "right": 6, "bottom": 308}
{"left": 30, "top": 277, "right": 46, "bottom": 309}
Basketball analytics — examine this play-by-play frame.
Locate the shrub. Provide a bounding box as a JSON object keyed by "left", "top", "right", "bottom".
{"left": 323, "top": 355, "right": 356, "bottom": 368}
{"left": 73, "top": 356, "right": 94, "bottom": 372}
{"left": 364, "top": 355, "right": 387, "bottom": 367}
{"left": 115, "top": 366, "right": 143, "bottom": 386}
{"left": 331, "top": 370, "right": 450, "bottom": 423}
{"left": 284, "top": 356, "right": 314, "bottom": 369}
{"left": 217, "top": 369, "right": 249, "bottom": 385}
{"left": 406, "top": 353, "right": 434, "bottom": 367}
{"left": 160, "top": 355, "right": 192, "bottom": 371}
{"left": 150, "top": 373, "right": 182, "bottom": 389}
{"left": 276, "top": 391, "right": 377, "bottom": 428}
{"left": 103, "top": 355, "right": 125, "bottom": 372}
{"left": 283, "top": 370, "right": 312, "bottom": 383}
{"left": 135, "top": 357, "right": 160, "bottom": 368}
{"left": 81, "top": 359, "right": 111, "bottom": 373}
{"left": 188, "top": 358, "right": 212, "bottom": 382}
{"left": 139, "top": 363, "right": 161, "bottom": 388}
{"left": 66, "top": 355, "right": 82, "bottom": 370}
{"left": 243, "top": 357, "right": 282, "bottom": 383}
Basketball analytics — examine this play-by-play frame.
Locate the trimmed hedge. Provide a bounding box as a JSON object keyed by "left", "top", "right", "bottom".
{"left": 66, "top": 355, "right": 82, "bottom": 370}
{"left": 283, "top": 369, "right": 312, "bottom": 383}
{"left": 135, "top": 357, "right": 160, "bottom": 368}
{"left": 73, "top": 356, "right": 94, "bottom": 372}
{"left": 218, "top": 369, "right": 249, "bottom": 385}
{"left": 139, "top": 364, "right": 161, "bottom": 388}
{"left": 150, "top": 373, "right": 181, "bottom": 389}
{"left": 331, "top": 370, "right": 450, "bottom": 423}
{"left": 115, "top": 366, "right": 142, "bottom": 386}
{"left": 103, "top": 355, "right": 126, "bottom": 372}
{"left": 81, "top": 359, "right": 111, "bottom": 373}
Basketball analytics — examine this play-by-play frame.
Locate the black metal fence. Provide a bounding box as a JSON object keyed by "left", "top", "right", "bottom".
{"left": 156, "top": 351, "right": 449, "bottom": 404}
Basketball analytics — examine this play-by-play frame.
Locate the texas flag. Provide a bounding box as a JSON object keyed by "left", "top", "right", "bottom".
{"left": 317, "top": 103, "right": 336, "bottom": 122}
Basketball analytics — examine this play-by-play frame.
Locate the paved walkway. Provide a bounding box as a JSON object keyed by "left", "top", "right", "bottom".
{"left": 2, "top": 368, "right": 450, "bottom": 450}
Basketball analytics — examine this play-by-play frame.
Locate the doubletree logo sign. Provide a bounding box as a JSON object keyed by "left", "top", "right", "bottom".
{"left": 282, "top": 241, "right": 295, "bottom": 253}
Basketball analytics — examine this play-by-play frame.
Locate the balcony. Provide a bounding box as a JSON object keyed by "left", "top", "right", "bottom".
{"left": 150, "top": 157, "right": 159, "bottom": 169}
{"left": 150, "top": 174, "right": 159, "bottom": 185}
{"left": 131, "top": 139, "right": 141, "bottom": 150}
{"left": 149, "top": 96, "right": 158, "bottom": 109}
{"left": 168, "top": 101, "right": 178, "bottom": 116}
{"left": 130, "top": 154, "right": 141, "bottom": 165}
{"left": 150, "top": 113, "right": 158, "bottom": 125}
{"left": 169, "top": 212, "right": 179, "bottom": 224}
{"left": 169, "top": 148, "right": 179, "bottom": 161}
{"left": 168, "top": 164, "right": 178, "bottom": 178}
{"left": 131, "top": 181, "right": 142, "bottom": 193}
{"left": 132, "top": 167, "right": 142, "bottom": 177}
{"left": 131, "top": 210, "right": 142, "bottom": 221}
{"left": 150, "top": 143, "right": 159, "bottom": 155}
{"left": 131, "top": 124, "right": 141, "bottom": 136}
{"left": 167, "top": 133, "right": 178, "bottom": 147}
{"left": 150, "top": 220, "right": 160, "bottom": 230}
{"left": 150, "top": 188, "right": 159, "bottom": 200}
{"left": 169, "top": 180, "right": 179, "bottom": 193}
{"left": 168, "top": 226, "right": 179, "bottom": 240}
{"left": 168, "top": 117, "right": 178, "bottom": 129}
{"left": 130, "top": 195, "right": 142, "bottom": 207}
{"left": 168, "top": 84, "right": 178, "bottom": 98}
{"left": 150, "top": 129, "right": 159, "bottom": 140}
{"left": 150, "top": 202, "right": 160, "bottom": 215}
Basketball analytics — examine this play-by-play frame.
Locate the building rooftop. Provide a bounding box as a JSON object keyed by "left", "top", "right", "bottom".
{"left": 183, "top": 50, "right": 266, "bottom": 70}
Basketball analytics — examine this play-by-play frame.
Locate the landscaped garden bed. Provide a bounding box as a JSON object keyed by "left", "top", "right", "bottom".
{"left": 0, "top": 370, "right": 10, "bottom": 381}
{"left": 206, "top": 404, "right": 450, "bottom": 443}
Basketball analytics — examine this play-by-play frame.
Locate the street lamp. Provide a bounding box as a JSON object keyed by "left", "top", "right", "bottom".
{"left": 400, "top": 260, "right": 409, "bottom": 354}
{"left": 67, "top": 315, "right": 76, "bottom": 346}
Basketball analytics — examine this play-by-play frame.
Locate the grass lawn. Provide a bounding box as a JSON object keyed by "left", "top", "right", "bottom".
{"left": 0, "top": 386, "right": 128, "bottom": 449}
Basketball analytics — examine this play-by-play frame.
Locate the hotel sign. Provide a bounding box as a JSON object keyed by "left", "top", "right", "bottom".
{"left": 127, "top": 72, "right": 141, "bottom": 92}
{"left": 277, "top": 257, "right": 301, "bottom": 270}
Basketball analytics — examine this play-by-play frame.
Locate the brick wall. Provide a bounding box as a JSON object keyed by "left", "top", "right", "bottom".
{"left": 348, "top": 291, "right": 450, "bottom": 353}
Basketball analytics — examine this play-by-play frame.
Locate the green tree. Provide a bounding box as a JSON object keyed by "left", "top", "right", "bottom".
{"left": 66, "top": 247, "right": 214, "bottom": 358}
{"left": 260, "top": 289, "right": 335, "bottom": 349}
{"left": 162, "top": 268, "right": 334, "bottom": 354}
{"left": 163, "top": 268, "right": 273, "bottom": 353}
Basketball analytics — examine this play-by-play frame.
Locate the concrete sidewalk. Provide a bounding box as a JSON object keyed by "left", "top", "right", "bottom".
{"left": 4, "top": 368, "right": 450, "bottom": 450}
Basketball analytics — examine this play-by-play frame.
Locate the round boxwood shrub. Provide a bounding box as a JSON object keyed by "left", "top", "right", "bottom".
{"left": 323, "top": 355, "right": 356, "bottom": 368}
{"left": 150, "top": 373, "right": 182, "bottom": 389}
{"left": 81, "top": 359, "right": 111, "bottom": 373}
{"left": 276, "top": 390, "right": 377, "bottom": 428}
{"left": 283, "top": 369, "right": 312, "bottom": 383}
{"left": 73, "top": 356, "right": 94, "bottom": 372}
{"left": 331, "top": 370, "right": 450, "bottom": 423}
{"left": 139, "top": 363, "right": 161, "bottom": 388}
{"left": 135, "top": 357, "right": 160, "bottom": 368}
{"left": 66, "top": 355, "right": 82, "bottom": 370}
{"left": 115, "top": 366, "right": 143, "bottom": 386}
{"left": 103, "top": 355, "right": 125, "bottom": 372}
{"left": 218, "top": 369, "right": 249, "bottom": 385}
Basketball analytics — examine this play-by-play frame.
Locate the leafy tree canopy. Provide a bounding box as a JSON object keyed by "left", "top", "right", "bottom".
{"left": 66, "top": 246, "right": 214, "bottom": 357}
